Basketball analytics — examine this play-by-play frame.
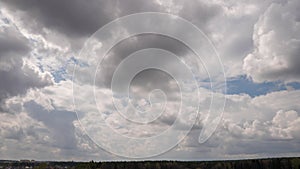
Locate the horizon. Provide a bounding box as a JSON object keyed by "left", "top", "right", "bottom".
{"left": 1, "top": 156, "right": 300, "bottom": 162}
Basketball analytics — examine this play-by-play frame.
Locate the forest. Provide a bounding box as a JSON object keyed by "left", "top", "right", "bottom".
{"left": 2, "top": 157, "right": 299, "bottom": 169}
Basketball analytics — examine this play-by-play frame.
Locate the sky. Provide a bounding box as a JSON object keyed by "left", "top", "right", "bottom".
{"left": 0, "top": 0, "right": 300, "bottom": 161}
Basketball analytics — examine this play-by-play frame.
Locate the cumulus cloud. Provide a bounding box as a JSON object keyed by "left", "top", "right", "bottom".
{"left": 0, "top": 24, "right": 52, "bottom": 105}
{"left": 1, "top": 76, "right": 300, "bottom": 160}
{"left": 49, "top": 79, "right": 300, "bottom": 159}
{"left": 0, "top": 80, "right": 115, "bottom": 160}
{"left": 243, "top": 0, "right": 300, "bottom": 82}
{"left": 171, "top": 90, "right": 300, "bottom": 160}
{"left": 0, "top": 0, "right": 300, "bottom": 161}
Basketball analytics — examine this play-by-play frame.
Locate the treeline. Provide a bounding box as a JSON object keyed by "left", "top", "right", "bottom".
{"left": 1, "top": 157, "right": 300, "bottom": 169}
{"left": 73, "top": 157, "right": 300, "bottom": 169}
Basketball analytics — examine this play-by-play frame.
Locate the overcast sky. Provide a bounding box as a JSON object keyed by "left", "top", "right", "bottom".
{"left": 0, "top": 0, "right": 300, "bottom": 161}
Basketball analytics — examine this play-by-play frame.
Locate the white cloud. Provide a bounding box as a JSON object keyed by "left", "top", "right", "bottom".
{"left": 243, "top": 0, "right": 300, "bottom": 82}
{"left": 171, "top": 89, "right": 300, "bottom": 159}
{"left": 203, "top": 0, "right": 273, "bottom": 77}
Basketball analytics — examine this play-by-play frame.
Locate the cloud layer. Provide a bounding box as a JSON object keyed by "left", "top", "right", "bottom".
{"left": 0, "top": 0, "right": 299, "bottom": 161}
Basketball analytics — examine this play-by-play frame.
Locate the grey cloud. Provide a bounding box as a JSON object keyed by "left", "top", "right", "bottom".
{"left": 0, "top": 65, "right": 52, "bottom": 102}
{"left": 0, "top": 0, "right": 162, "bottom": 38}
{"left": 1, "top": 0, "right": 223, "bottom": 99}
{"left": 129, "top": 69, "right": 181, "bottom": 104}
{"left": 24, "top": 100, "right": 77, "bottom": 150}
{"left": 0, "top": 27, "right": 52, "bottom": 106}
{"left": 1, "top": 0, "right": 116, "bottom": 37}
{"left": 95, "top": 34, "right": 193, "bottom": 88}
{"left": 0, "top": 29, "right": 29, "bottom": 57}
{"left": 1, "top": 0, "right": 220, "bottom": 38}
{"left": 91, "top": 34, "right": 199, "bottom": 112}
{"left": 0, "top": 27, "right": 29, "bottom": 69}
{"left": 178, "top": 0, "right": 222, "bottom": 29}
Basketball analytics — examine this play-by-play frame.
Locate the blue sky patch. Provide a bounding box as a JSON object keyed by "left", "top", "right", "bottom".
{"left": 226, "top": 75, "right": 292, "bottom": 97}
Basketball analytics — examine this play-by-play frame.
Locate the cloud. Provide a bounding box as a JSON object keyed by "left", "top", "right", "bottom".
{"left": 0, "top": 25, "right": 52, "bottom": 105}
{"left": 0, "top": 108, "right": 56, "bottom": 160}
{"left": 1, "top": 0, "right": 224, "bottom": 92}
{"left": 2, "top": 76, "right": 300, "bottom": 160}
{"left": 0, "top": 80, "right": 115, "bottom": 160}
{"left": 0, "top": 0, "right": 221, "bottom": 38}
{"left": 203, "top": 0, "right": 273, "bottom": 77}
{"left": 0, "top": 0, "right": 169, "bottom": 39}
{"left": 171, "top": 90, "right": 300, "bottom": 160}
{"left": 0, "top": 113, "right": 24, "bottom": 140}
{"left": 0, "top": 28, "right": 29, "bottom": 62}
{"left": 0, "top": 0, "right": 300, "bottom": 161}
{"left": 24, "top": 100, "right": 77, "bottom": 150}
{"left": 93, "top": 34, "right": 194, "bottom": 89}
{"left": 243, "top": 0, "right": 300, "bottom": 82}
{"left": 1, "top": 0, "right": 116, "bottom": 37}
